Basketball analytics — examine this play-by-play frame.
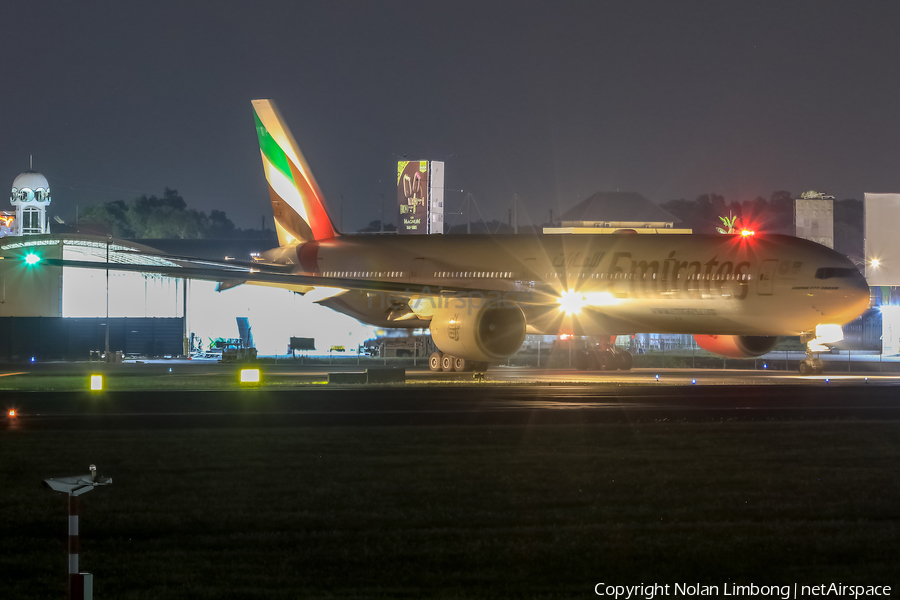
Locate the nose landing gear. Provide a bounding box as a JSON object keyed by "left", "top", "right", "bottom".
{"left": 798, "top": 331, "right": 825, "bottom": 375}
{"left": 798, "top": 357, "right": 824, "bottom": 375}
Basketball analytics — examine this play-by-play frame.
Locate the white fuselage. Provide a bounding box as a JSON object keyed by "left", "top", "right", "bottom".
{"left": 264, "top": 233, "right": 870, "bottom": 336}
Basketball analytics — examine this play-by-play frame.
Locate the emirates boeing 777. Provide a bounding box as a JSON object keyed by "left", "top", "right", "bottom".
{"left": 31, "top": 100, "right": 871, "bottom": 374}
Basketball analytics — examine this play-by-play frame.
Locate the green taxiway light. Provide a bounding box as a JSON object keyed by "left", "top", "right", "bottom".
{"left": 25, "top": 253, "right": 41, "bottom": 265}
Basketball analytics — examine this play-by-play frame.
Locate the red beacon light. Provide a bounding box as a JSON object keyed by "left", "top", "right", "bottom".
{"left": 8, "top": 409, "right": 16, "bottom": 418}
{"left": 740, "top": 229, "right": 755, "bottom": 237}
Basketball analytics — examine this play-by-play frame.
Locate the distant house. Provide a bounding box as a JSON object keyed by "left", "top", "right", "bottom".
{"left": 545, "top": 192, "right": 691, "bottom": 234}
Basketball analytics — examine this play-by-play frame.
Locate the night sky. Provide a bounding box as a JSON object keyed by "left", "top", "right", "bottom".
{"left": 3, "top": 1, "right": 900, "bottom": 233}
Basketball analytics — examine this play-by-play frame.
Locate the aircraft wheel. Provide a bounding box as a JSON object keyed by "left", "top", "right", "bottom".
{"left": 596, "top": 352, "right": 612, "bottom": 371}
{"left": 429, "top": 353, "right": 443, "bottom": 372}
{"left": 453, "top": 357, "right": 469, "bottom": 372}
{"left": 441, "top": 354, "right": 454, "bottom": 372}
{"left": 798, "top": 360, "right": 812, "bottom": 375}
{"left": 812, "top": 359, "right": 824, "bottom": 374}
{"left": 616, "top": 350, "right": 633, "bottom": 371}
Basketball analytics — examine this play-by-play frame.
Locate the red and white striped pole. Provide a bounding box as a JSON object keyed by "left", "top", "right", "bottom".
{"left": 44, "top": 465, "right": 109, "bottom": 599}
{"left": 68, "top": 493, "right": 82, "bottom": 600}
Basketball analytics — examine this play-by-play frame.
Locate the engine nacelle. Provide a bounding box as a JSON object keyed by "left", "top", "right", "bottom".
{"left": 430, "top": 302, "right": 526, "bottom": 363}
{"left": 693, "top": 335, "right": 778, "bottom": 359}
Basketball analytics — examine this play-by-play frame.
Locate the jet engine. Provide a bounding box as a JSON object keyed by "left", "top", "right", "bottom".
{"left": 693, "top": 335, "right": 779, "bottom": 359}
{"left": 430, "top": 301, "right": 526, "bottom": 363}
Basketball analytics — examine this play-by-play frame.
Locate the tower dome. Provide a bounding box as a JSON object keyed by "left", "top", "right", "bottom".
{"left": 11, "top": 170, "right": 51, "bottom": 204}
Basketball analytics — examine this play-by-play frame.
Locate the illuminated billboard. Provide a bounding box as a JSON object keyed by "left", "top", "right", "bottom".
{"left": 864, "top": 193, "right": 900, "bottom": 286}
{"left": 0, "top": 212, "right": 15, "bottom": 238}
{"left": 397, "top": 160, "right": 444, "bottom": 234}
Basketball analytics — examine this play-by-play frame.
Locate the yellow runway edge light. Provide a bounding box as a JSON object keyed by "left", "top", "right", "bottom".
{"left": 240, "top": 369, "right": 261, "bottom": 384}
{"left": 90, "top": 375, "right": 103, "bottom": 390}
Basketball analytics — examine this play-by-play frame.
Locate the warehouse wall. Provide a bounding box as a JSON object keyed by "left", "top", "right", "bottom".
{"left": 0, "top": 243, "right": 62, "bottom": 317}
{"left": 0, "top": 317, "right": 184, "bottom": 361}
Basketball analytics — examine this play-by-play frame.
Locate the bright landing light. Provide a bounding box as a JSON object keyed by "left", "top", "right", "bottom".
{"left": 558, "top": 290, "right": 587, "bottom": 314}
{"left": 559, "top": 290, "right": 621, "bottom": 314}
{"left": 807, "top": 323, "right": 844, "bottom": 353}
{"left": 871, "top": 259, "right": 880, "bottom": 268}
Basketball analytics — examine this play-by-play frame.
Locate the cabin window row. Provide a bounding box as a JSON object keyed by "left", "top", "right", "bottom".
{"left": 432, "top": 271, "right": 513, "bottom": 278}
{"left": 324, "top": 271, "right": 404, "bottom": 278}
{"left": 546, "top": 272, "right": 754, "bottom": 281}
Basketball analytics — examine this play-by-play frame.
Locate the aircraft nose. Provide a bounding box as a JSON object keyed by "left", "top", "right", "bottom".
{"left": 842, "top": 269, "right": 872, "bottom": 319}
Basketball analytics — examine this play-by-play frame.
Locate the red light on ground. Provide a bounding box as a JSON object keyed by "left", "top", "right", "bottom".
{"left": 8, "top": 409, "right": 16, "bottom": 418}
{"left": 559, "top": 334, "right": 569, "bottom": 340}
{"left": 740, "top": 229, "right": 755, "bottom": 237}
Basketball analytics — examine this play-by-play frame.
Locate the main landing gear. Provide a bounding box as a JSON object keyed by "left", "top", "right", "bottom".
{"left": 570, "top": 336, "right": 633, "bottom": 371}
{"left": 428, "top": 352, "right": 489, "bottom": 373}
{"left": 578, "top": 347, "right": 633, "bottom": 371}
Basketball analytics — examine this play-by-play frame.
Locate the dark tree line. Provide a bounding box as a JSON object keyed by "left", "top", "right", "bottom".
{"left": 357, "top": 220, "right": 397, "bottom": 233}
{"left": 77, "top": 188, "right": 862, "bottom": 261}
{"left": 660, "top": 192, "right": 864, "bottom": 261}
{"left": 75, "top": 188, "right": 270, "bottom": 239}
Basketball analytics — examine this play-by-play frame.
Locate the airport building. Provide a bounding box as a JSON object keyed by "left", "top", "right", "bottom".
{"left": 863, "top": 192, "right": 900, "bottom": 354}
{"left": 0, "top": 169, "right": 376, "bottom": 360}
{"left": 543, "top": 192, "right": 692, "bottom": 234}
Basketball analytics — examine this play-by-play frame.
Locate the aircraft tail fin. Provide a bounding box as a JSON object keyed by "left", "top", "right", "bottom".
{"left": 252, "top": 99, "right": 338, "bottom": 246}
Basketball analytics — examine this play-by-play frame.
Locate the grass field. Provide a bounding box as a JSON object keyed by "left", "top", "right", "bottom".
{"left": 2, "top": 421, "right": 899, "bottom": 598}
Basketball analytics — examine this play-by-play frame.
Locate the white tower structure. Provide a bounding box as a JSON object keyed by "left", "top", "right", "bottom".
{"left": 794, "top": 190, "right": 834, "bottom": 249}
{"left": 10, "top": 166, "right": 51, "bottom": 236}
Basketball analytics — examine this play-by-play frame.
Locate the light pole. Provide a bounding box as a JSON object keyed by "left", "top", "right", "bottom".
{"left": 105, "top": 235, "right": 111, "bottom": 360}
{"left": 44, "top": 465, "right": 112, "bottom": 600}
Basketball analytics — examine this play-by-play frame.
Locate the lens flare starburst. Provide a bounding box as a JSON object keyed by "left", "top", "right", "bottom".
{"left": 558, "top": 290, "right": 587, "bottom": 315}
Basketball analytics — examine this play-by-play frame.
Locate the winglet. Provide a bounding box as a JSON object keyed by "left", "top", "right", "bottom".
{"left": 252, "top": 100, "right": 338, "bottom": 245}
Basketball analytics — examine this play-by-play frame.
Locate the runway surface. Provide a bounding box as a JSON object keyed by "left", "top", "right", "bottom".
{"left": 3, "top": 366, "right": 900, "bottom": 430}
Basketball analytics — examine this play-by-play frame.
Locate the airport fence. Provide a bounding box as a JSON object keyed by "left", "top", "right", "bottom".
{"left": 260, "top": 348, "right": 900, "bottom": 373}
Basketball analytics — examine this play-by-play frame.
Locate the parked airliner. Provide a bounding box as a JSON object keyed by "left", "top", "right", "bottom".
{"left": 31, "top": 100, "right": 871, "bottom": 374}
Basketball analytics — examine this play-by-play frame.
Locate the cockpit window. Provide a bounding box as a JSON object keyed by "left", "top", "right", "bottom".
{"left": 815, "top": 267, "right": 859, "bottom": 279}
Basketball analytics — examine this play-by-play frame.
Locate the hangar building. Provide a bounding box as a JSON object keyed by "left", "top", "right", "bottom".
{"left": 0, "top": 169, "right": 375, "bottom": 360}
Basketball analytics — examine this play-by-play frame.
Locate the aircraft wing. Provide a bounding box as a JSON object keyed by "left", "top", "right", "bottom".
{"left": 111, "top": 249, "right": 293, "bottom": 272}
{"left": 32, "top": 256, "right": 553, "bottom": 303}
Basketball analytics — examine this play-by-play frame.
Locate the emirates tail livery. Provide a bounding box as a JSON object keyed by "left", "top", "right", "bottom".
{"left": 40, "top": 100, "right": 874, "bottom": 374}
